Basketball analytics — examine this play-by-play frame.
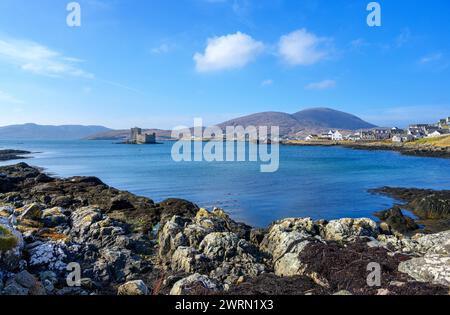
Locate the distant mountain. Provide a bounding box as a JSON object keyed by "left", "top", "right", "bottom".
{"left": 218, "top": 112, "right": 303, "bottom": 136}
{"left": 292, "top": 108, "right": 376, "bottom": 130}
{"left": 0, "top": 123, "right": 112, "bottom": 140}
{"left": 85, "top": 107, "right": 377, "bottom": 140}
{"left": 218, "top": 107, "right": 376, "bottom": 136}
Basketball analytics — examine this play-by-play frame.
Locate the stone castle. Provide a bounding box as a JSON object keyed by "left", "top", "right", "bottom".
{"left": 129, "top": 127, "right": 156, "bottom": 144}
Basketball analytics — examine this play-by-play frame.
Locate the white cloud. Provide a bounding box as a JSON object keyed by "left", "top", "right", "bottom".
{"left": 305, "top": 79, "right": 336, "bottom": 90}
{"left": 278, "top": 29, "right": 330, "bottom": 66}
{"left": 151, "top": 43, "right": 172, "bottom": 55}
{"left": 420, "top": 53, "right": 443, "bottom": 64}
{"left": 194, "top": 32, "right": 264, "bottom": 72}
{"left": 0, "top": 90, "right": 24, "bottom": 104}
{"left": 395, "top": 28, "right": 411, "bottom": 48}
{"left": 261, "top": 79, "right": 273, "bottom": 86}
{"left": 0, "top": 37, "right": 94, "bottom": 78}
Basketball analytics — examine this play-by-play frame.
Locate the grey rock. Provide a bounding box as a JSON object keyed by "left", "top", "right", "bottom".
{"left": 117, "top": 280, "right": 149, "bottom": 295}
{"left": 170, "top": 273, "right": 221, "bottom": 295}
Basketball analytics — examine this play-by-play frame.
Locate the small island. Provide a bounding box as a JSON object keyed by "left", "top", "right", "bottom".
{"left": 122, "top": 127, "right": 158, "bottom": 144}
{"left": 0, "top": 150, "right": 32, "bottom": 162}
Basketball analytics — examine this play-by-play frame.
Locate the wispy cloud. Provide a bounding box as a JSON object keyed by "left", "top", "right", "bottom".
{"left": 194, "top": 32, "right": 264, "bottom": 72}
{"left": 395, "top": 28, "right": 411, "bottom": 48}
{"left": 418, "top": 52, "right": 449, "bottom": 71}
{"left": 0, "top": 37, "right": 94, "bottom": 78}
{"left": 278, "top": 29, "right": 331, "bottom": 66}
{"left": 420, "top": 52, "right": 443, "bottom": 64}
{"left": 261, "top": 79, "right": 273, "bottom": 87}
{"left": 151, "top": 43, "right": 175, "bottom": 55}
{"left": 305, "top": 79, "right": 336, "bottom": 90}
{"left": 0, "top": 89, "right": 24, "bottom": 104}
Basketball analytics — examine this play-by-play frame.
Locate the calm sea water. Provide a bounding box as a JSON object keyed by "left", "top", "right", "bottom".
{"left": 1, "top": 140, "right": 450, "bottom": 227}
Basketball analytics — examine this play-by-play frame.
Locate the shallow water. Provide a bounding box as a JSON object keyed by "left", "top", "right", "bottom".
{"left": 1, "top": 140, "right": 449, "bottom": 227}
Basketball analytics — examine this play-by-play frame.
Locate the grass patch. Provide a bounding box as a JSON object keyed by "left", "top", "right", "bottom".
{"left": 412, "top": 135, "right": 450, "bottom": 147}
{"left": 0, "top": 225, "right": 18, "bottom": 252}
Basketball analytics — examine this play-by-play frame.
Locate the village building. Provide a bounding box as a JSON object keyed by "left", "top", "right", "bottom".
{"left": 319, "top": 131, "right": 333, "bottom": 140}
{"left": 392, "top": 134, "right": 414, "bottom": 143}
{"left": 427, "top": 130, "right": 449, "bottom": 138}
{"left": 373, "top": 128, "right": 391, "bottom": 140}
{"left": 305, "top": 134, "right": 319, "bottom": 141}
{"left": 390, "top": 127, "right": 404, "bottom": 135}
{"left": 331, "top": 130, "right": 343, "bottom": 141}
{"left": 359, "top": 131, "right": 376, "bottom": 140}
{"left": 345, "top": 133, "right": 361, "bottom": 141}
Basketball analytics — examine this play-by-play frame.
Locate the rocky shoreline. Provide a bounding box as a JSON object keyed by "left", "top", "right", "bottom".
{"left": 284, "top": 140, "right": 450, "bottom": 159}
{"left": 0, "top": 150, "right": 32, "bottom": 162}
{"left": 1, "top": 163, "right": 449, "bottom": 295}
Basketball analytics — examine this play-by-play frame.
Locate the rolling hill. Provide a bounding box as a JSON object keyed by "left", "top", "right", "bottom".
{"left": 292, "top": 108, "right": 376, "bottom": 130}
{"left": 218, "top": 107, "right": 376, "bottom": 136}
{"left": 0, "top": 123, "right": 112, "bottom": 140}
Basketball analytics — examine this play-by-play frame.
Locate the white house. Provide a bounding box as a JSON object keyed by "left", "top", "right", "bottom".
{"left": 305, "top": 134, "right": 319, "bottom": 141}
{"left": 427, "top": 130, "right": 444, "bottom": 138}
{"left": 392, "top": 134, "right": 414, "bottom": 143}
{"left": 331, "top": 131, "right": 343, "bottom": 141}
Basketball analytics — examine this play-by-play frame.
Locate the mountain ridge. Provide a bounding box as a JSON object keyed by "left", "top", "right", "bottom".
{"left": 0, "top": 123, "right": 112, "bottom": 140}
{"left": 86, "top": 108, "right": 377, "bottom": 140}
{"left": 1, "top": 108, "right": 377, "bottom": 140}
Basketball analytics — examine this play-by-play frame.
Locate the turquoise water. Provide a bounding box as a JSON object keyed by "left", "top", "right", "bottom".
{"left": 1, "top": 140, "right": 450, "bottom": 227}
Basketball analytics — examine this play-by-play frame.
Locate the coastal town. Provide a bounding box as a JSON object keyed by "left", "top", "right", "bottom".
{"left": 301, "top": 116, "right": 450, "bottom": 143}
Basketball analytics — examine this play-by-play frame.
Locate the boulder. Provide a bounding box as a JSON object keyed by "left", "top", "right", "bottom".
{"left": 157, "top": 198, "right": 199, "bottom": 223}
{"left": 117, "top": 280, "right": 149, "bottom": 295}
{"left": 13, "top": 271, "right": 46, "bottom": 295}
{"left": 399, "top": 255, "right": 450, "bottom": 287}
{"left": 28, "top": 241, "right": 68, "bottom": 272}
{"left": 17, "top": 203, "right": 43, "bottom": 221}
{"left": 324, "top": 218, "right": 378, "bottom": 241}
{"left": 260, "top": 218, "right": 317, "bottom": 262}
{"left": 170, "top": 273, "right": 221, "bottom": 295}
{"left": 374, "top": 206, "right": 419, "bottom": 234}
{"left": 199, "top": 232, "right": 239, "bottom": 261}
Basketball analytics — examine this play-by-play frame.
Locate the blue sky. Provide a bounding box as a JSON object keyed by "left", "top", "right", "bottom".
{"left": 0, "top": 0, "right": 449, "bottom": 129}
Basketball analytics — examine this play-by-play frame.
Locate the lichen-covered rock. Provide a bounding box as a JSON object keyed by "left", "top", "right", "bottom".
{"left": 260, "top": 218, "right": 318, "bottom": 262}
{"left": 16, "top": 203, "right": 43, "bottom": 220}
{"left": 399, "top": 255, "right": 450, "bottom": 287}
{"left": 117, "top": 280, "right": 149, "bottom": 295}
{"left": 324, "top": 218, "right": 378, "bottom": 241}
{"left": 171, "top": 246, "right": 209, "bottom": 273}
{"left": 199, "top": 232, "right": 240, "bottom": 261}
{"left": 415, "top": 230, "right": 450, "bottom": 256}
{"left": 170, "top": 273, "right": 221, "bottom": 295}
{"left": 28, "top": 241, "right": 68, "bottom": 272}
{"left": 158, "top": 211, "right": 267, "bottom": 286}
{"left": 41, "top": 207, "right": 68, "bottom": 227}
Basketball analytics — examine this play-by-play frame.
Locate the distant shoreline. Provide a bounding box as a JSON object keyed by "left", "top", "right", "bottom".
{"left": 283, "top": 138, "right": 450, "bottom": 159}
